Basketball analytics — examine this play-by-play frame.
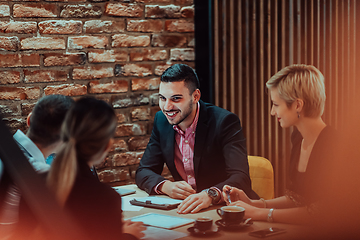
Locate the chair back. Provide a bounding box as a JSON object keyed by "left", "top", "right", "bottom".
{"left": 248, "top": 156, "right": 274, "bottom": 199}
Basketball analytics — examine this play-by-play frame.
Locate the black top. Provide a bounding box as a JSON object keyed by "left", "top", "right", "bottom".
{"left": 15, "top": 160, "right": 137, "bottom": 240}
{"left": 287, "top": 126, "right": 337, "bottom": 207}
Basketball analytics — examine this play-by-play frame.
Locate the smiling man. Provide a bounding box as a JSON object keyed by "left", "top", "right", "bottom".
{"left": 135, "top": 64, "right": 258, "bottom": 214}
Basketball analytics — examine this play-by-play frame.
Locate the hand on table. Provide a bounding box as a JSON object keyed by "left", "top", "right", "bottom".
{"left": 123, "top": 220, "right": 147, "bottom": 239}
{"left": 160, "top": 181, "right": 196, "bottom": 200}
{"left": 222, "top": 185, "right": 252, "bottom": 205}
{"left": 229, "top": 200, "right": 259, "bottom": 220}
{"left": 177, "top": 191, "right": 212, "bottom": 214}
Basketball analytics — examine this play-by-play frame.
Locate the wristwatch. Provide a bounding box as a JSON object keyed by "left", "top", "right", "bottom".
{"left": 203, "top": 188, "right": 220, "bottom": 204}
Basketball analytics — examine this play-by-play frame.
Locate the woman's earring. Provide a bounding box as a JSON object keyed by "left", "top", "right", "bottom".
{"left": 297, "top": 112, "right": 300, "bottom": 119}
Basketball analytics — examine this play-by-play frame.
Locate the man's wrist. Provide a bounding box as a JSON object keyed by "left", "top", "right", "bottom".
{"left": 203, "top": 187, "right": 221, "bottom": 204}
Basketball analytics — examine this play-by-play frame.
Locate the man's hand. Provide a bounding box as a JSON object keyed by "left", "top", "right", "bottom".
{"left": 160, "top": 181, "right": 196, "bottom": 199}
{"left": 177, "top": 191, "right": 212, "bottom": 214}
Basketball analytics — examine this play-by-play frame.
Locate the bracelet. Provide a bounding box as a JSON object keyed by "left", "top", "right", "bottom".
{"left": 267, "top": 208, "right": 274, "bottom": 222}
{"left": 260, "top": 198, "right": 267, "bottom": 208}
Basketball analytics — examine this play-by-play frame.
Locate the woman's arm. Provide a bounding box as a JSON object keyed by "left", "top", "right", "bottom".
{"left": 232, "top": 200, "right": 312, "bottom": 225}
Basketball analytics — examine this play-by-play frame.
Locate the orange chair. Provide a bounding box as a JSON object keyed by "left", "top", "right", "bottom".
{"left": 248, "top": 156, "right": 274, "bottom": 200}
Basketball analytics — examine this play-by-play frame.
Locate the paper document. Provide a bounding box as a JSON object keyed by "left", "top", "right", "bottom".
{"left": 141, "top": 226, "right": 187, "bottom": 240}
{"left": 129, "top": 213, "right": 195, "bottom": 229}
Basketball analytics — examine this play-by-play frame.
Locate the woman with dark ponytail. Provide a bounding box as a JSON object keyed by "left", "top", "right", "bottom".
{"left": 47, "top": 97, "right": 145, "bottom": 240}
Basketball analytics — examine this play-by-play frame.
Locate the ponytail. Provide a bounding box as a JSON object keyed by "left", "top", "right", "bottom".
{"left": 47, "top": 139, "right": 77, "bottom": 206}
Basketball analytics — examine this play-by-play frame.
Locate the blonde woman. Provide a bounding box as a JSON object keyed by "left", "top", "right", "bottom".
{"left": 46, "top": 97, "right": 145, "bottom": 239}
{"left": 223, "top": 64, "right": 337, "bottom": 224}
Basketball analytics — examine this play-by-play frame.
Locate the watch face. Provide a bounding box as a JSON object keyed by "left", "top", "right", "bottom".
{"left": 208, "top": 188, "right": 218, "bottom": 198}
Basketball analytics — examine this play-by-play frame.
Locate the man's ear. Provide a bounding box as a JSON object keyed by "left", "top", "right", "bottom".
{"left": 26, "top": 112, "right": 32, "bottom": 127}
{"left": 193, "top": 89, "right": 201, "bottom": 103}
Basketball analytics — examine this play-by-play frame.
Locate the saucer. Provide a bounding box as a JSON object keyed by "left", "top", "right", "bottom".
{"left": 187, "top": 225, "right": 220, "bottom": 236}
{"left": 215, "top": 218, "right": 253, "bottom": 231}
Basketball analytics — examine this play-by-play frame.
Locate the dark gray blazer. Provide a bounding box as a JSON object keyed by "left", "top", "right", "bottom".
{"left": 136, "top": 100, "right": 258, "bottom": 199}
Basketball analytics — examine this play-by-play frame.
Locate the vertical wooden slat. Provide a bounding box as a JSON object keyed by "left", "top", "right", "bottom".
{"left": 214, "top": 0, "right": 219, "bottom": 107}
{"left": 211, "top": 0, "right": 358, "bottom": 197}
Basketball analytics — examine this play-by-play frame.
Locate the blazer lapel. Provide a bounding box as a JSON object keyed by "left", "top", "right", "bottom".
{"left": 193, "top": 101, "right": 209, "bottom": 179}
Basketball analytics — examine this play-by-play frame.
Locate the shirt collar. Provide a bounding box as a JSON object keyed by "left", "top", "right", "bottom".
{"left": 13, "top": 129, "right": 46, "bottom": 164}
{"left": 173, "top": 102, "right": 200, "bottom": 135}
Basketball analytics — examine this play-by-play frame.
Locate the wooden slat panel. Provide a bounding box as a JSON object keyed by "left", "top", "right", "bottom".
{"left": 211, "top": 0, "right": 358, "bottom": 196}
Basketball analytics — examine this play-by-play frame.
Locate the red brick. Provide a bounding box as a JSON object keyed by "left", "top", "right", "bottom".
{"left": 115, "top": 123, "right": 146, "bottom": 137}
{"left": 130, "top": 49, "right": 166, "bottom": 61}
{"left": 115, "top": 112, "right": 128, "bottom": 123}
{"left": 97, "top": 168, "right": 130, "bottom": 183}
{"left": 0, "top": 104, "right": 19, "bottom": 117}
{"left": 131, "top": 107, "right": 150, "bottom": 121}
{"left": 47, "top": 0, "right": 86, "bottom": 2}
{"left": 39, "top": 20, "right": 82, "bottom": 34}
{"left": 89, "top": 80, "right": 128, "bottom": 94}
{"left": 13, "top": 4, "right": 57, "bottom": 18}
{"left": 24, "top": 69, "right": 68, "bottom": 83}
{"left": 134, "top": 0, "right": 171, "bottom": 3}
{"left": 150, "top": 93, "right": 160, "bottom": 106}
{"left": 84, "top": 20, "right": 125, "bottom": 34}
{"left": 165, "top": 19, "right": 194, "bottom": 32}
{"left": 0, "top": 86, "right": 40, "bottom": 100}
{"left": 112, "top": 152, "right": 143, "bottom": 166}
{"left": 145, "top": 4, "right": 181, "bottom": 18}
{"left": 151, "top": 34, "right": 187, "bottom": 47}
{"left": 0, "top": 21, "right": 37, "bottom": 34}
{"left": 112, "top": 94, "right": 149, "bottom": 108}
{"left": 155, "top": 63, "right": 172, "bottom": 75}
{"left": 105, "top": 3, "right": 143, "bottom": 18}
{"left": 115, "top": 63, "right": 152, "bottom": 77}
{"left": 181, "top": 5, "right": 194, "bottom": 18}
{"left": 0, "top": 53, "right": 40, "bottom": 68}
{"left": 0, "top": 4, "right": 10, "bottom": 17}
{"left": 44, "top": 84, "right": 87, "bottom": 96}
{"left": 128, "top": 136, "right": 150, "bottom": 151}
{"left": 132, "top": 77, "right": 160, "bottom": 91}
{"left": 112, "top": 34, "right": 150, "bottom": 48}
{"left": 0, "top": 37, "right": 19, "bottom": 51}
{"left": 170, "top": 48, "right": 194, "bottom": 61}
{"left": 3, "top": 118, "right": 27, "bottom": 135}
{"left": 127, "top": 20, "right": 162, "bottom": 33}
{"left": 110, "top": 138, "right": 128, "bottom": 152}
{"left": 21, "top": 37, "right": 65, "bottom": 50}
{"left": 21, "top": 102, "right": 36, "bottom": 116}
{"left": 188, "top": 35, "right": 195, "bottom": 47}
{"left": 43, "top": 52, "right": 86, "bottom": 66}
{"left": 0, "top": 71, "right": 20, "bottom": 85}
{"left": 88, "top": 50, "right": 128, "bottom": 63}
{"left": 73, "top": 66, "right": 113, "bottom": 80}
{"left": 174, "top": 0, "right": 193, "bottom": 5}
{"left": 60, "top": 4, "right": 102, "bottom": 18}
{"left": 68, "top": 36, "right": 108, "bottom": 49}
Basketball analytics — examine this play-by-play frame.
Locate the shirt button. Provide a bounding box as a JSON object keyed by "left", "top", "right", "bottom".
{"left": 184, "top": 158, "right": 188, "bottom": 162}
{"left": 188, "top": 175, "right": 192, "bottom": 179}
{"left": 185, "top": 140, "right": 188, "bottom": 143}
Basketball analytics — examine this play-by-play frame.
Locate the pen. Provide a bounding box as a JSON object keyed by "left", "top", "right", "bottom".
{"left": 226, "top": 190, "right": 231, "bottom": 204}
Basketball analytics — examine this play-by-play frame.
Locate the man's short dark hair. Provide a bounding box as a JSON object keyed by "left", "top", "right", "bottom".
{"left": 161, "top": 64, "right": 200, "bottom": 94}
{"left": 27, "top": 95, "right": 74, "bottom": 147}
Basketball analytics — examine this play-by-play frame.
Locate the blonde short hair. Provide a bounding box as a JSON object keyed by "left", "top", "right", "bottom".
{"left": 266, "top": 64, "right": 326, "bottom": 117}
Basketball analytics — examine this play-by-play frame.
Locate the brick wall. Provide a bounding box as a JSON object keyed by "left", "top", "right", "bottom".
{"left": 0, "top": 0, "right": 194, "bottom": 186}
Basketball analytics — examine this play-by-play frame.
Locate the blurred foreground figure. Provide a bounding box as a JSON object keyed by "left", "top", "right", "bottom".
{"left": 15, "top": 97, "right": 146, "bottom": 240}
{"left": 0, "top": 95, "right": 73, "bottom": 237}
